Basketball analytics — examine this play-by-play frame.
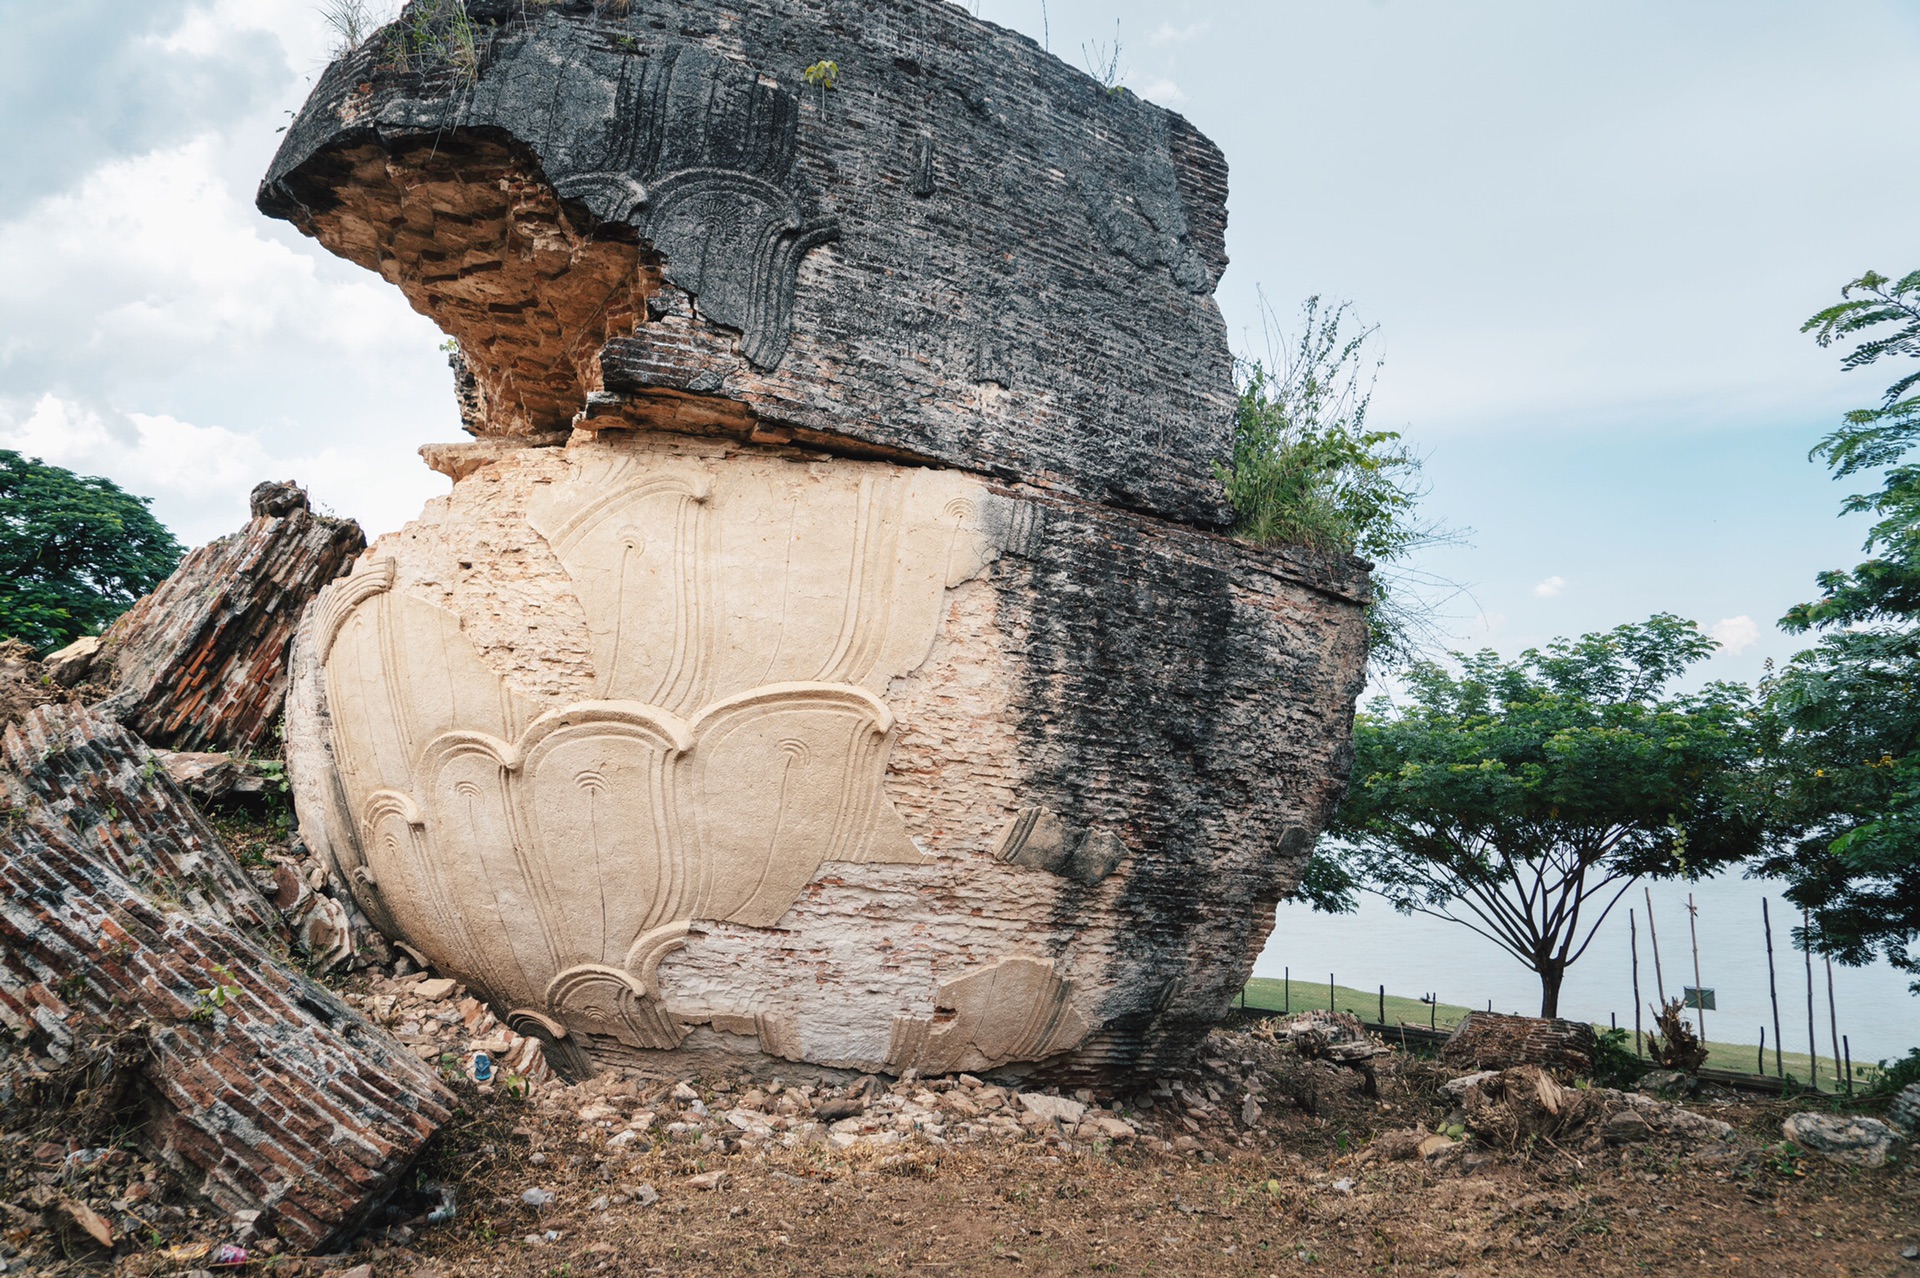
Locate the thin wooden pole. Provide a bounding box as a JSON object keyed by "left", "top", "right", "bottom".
{"left": 1762, "top": 899, "right": 1784, "bottom": 1078}
{"left": 1803, "top": 908, "right": 1820, "bottom": 1093}
{"left": 1824, "top": 954, "right": 1842, "bottom": 1095}
{"left": 1644, "top": 887, "right": 1668, "bottom": 1007}
{"left": 1378, "top": 984, "right": 1386, "bottom": 1026}
{"left": 1843, "top": 1034, "right": 1854, "bottom": 1096}
{"left": 1429, "top": 994, "right": 1436, "bottom": 1031}
{"left": 1758, "top": 1027, "right": 1765, "bottom": 1076}
{"left": 1630, "top": 908, "right": 1644, "bottom": 1058}
{"left": 1687, "top": 892, "right": 1707, "bottom": 1045}
{"left": 1284, "top": 967, "right": 1289, "bottom": 1015}
{"left": 1329, "top": 974, "right": 1335, "bottom": 1014}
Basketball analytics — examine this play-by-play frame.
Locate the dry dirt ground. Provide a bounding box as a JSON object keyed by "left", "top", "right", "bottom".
{"left": 7, "top": 1018, "right": 1915, "bottom": 1278}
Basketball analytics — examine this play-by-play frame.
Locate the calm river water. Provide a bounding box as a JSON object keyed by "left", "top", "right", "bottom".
{"left": 1255, "top": 869, "right": 1918, "bottom": 1065}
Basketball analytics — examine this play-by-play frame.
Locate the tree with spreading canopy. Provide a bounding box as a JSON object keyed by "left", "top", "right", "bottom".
{"left": 1758, "top": 269, "right": 1920, "bottom": 987}
{"left": 1311, "top": 615, "right": 1769, "bottom": 1017}
{"left": 0, "top": 450, "right": 182, "bottom": 653}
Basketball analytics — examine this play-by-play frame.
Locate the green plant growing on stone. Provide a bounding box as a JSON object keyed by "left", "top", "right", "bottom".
{"left": 1217, "top": 296, "right": 1455, "bottom": 666}
{"left": 803, "top": 60, "right": 839, "bottom": 90}
{"left": 319, "top": 0, "right": 385, "bottom": 56}
{"left": 190, "top": 965, "right": 242, "bottom": 1023}
{"left": 381, "top": 0, "right": 482, "bottom": 83}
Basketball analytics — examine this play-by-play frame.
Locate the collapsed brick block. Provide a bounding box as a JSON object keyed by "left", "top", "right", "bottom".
{"left": 91, "top": 482, "right": 364, "bottom": 754}
{"left": 0, "top": 705, "right": 452, "bottom": 1253}
{"left": 1442, "top": 1011, "right": 1600, "bottom": 1078}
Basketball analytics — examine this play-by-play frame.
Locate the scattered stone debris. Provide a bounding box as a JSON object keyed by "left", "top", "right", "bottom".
{"left": 1451, "top": 1066, "right": 1736, "bottom": 1157}
{"left": 0, "top": 638, "right": 113, "bottom": 737}
{"left": 90, "top": 480, "right": 364, "bottom": 754}
{"left": 1442, "top": 1010, "right": 1600, "bottom": 1076}
{"left": 1263, "top": 1009, "right": 1386, "bottom": 1064}
{"left": 339, "top": 970, "right": 553, "bottom": 1086}
{"left": 1783, "top": 1112, "right": 1905, "bottom": 1168}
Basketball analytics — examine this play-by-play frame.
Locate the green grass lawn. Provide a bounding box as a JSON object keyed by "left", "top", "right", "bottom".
{"left": 1239, "top": 976, "right": 1883, "bottom": 1091}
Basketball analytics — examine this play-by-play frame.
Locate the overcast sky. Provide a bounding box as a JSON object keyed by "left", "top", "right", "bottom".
{"left": 3, "top": 0, "right": 1918, "bottom": 686}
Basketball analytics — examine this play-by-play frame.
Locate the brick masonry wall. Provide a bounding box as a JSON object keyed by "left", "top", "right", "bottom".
{"left": 0, "top": 705, "right": 452, "bottom": 1252}
{"left": 262, "top": 0, "right": 1240, "bottom": 526}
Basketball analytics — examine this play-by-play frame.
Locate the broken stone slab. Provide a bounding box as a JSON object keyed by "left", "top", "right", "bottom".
{"left": 0, "top": 711, "right": 453, "bottom": 1252}
{"left": 1442, "top": 1011, "right": 1599, "bottom": 1077}
{"left": 1782, "top": 1113, "right": 1904, "bottom": 1168}
{"left": 91, "top": 481, "right": 363, "bottom": 754}
{"left": 1438, "top": 1070, "right": 1502, "bottom": 1100}
{"left": 1017, "top": 1093, "right": 1089, "bottom": 1126}
{"left": 260, "top": 0, "right": 1237, "bottom": 526}
{"left": 41, "top": 635, "right": 102, "bottom": 687}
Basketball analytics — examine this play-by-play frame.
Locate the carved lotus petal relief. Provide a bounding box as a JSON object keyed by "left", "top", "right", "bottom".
{"left": 314, "top": 455, "right": 1046, "bottom": 1056}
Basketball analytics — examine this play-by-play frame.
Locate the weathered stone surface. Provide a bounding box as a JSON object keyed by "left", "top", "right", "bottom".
{"left": 1782, "top": 1112, "right": 1903, "bottom": 1168}
{"left": 259, "top": 0, "right": 1237, "bottom": 525}
{"left": 1442, "top": 1012, "right": 1599, "bottom": 1077}
{"left": 94, "top": 484, "right": 364, "bottom": 754}
{"left": 0, "top": 705, "right": 454, "bottom": 1253}
{"left": 286, "top": 434, "right": 1367, "bottom": 1082}
{"left": 41, "top": 635, "right": 102, "bottom": 687}
{"left": 1892, "top": 1081, "right": 1920, "bottom": 1137}
{"left": 264, "top": 0, "right": 1370, "bottom": 1089}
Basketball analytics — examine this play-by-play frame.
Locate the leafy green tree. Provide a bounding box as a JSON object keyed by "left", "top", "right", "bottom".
{"left": 0, "top": 450, "right": 182, "bottom": 653}
{"left": 1218, "top": 296, "right": 1458, "bottom": 666}
{"left": 1315, "top": 615, "right": 1767, "bottom": 1017}
{"left": 1758, "top": 270, "right": 1920, "bottom": 986}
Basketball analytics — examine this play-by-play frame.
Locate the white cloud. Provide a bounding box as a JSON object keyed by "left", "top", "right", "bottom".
{"left": 1135, "top": 78, "right": 1187, "bottom": 106}
{"left": 1150, "top": 22, "right": 1207, "bottom": 45}
{"left": 1, "top": 395, "right": 270, "bottom": 535}
{"left": 1533, "top": 575, "right": 1567, "bottom": 598}
{"left": 1710, "top": 615, "right": 1761, "bottom": 655}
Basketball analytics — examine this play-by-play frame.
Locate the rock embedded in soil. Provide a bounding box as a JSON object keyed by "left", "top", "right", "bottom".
{"left": 92, "top": 480, "right": 364, "bottom": 754}
{"left": 1782, "top": 1112, "right": 1904, "bottom": 1168}
{"left": 265, "top": 0, "right": 1370, "bottom": 1085}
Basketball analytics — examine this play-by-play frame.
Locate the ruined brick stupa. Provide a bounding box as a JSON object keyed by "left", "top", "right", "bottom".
{"left": 263, "top": 0, "right": 1369, "bottom": 1082}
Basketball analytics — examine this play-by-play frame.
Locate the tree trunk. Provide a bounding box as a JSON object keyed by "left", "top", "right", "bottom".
{"left": 1538, "top": 960, "right": 1566, "bottom": 1019}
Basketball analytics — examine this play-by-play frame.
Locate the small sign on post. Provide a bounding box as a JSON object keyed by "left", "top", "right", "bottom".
{"left": 1682, "top": 986, "right": 1716, "bottom": 1011}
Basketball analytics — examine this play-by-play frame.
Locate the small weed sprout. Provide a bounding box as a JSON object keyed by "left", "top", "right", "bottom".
{"left": 191, "top": 965, "right": 242, "bottom": 1023}
{"left": 803, "top": 60, "right": 839, "bottom": 90}
{"left": 1081, "top": 22, "right": 1124, "bottom": 94}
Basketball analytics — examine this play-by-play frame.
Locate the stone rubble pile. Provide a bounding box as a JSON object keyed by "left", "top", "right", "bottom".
{"left": 341, "top": 971, "right": 555, "bottom": 1087}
